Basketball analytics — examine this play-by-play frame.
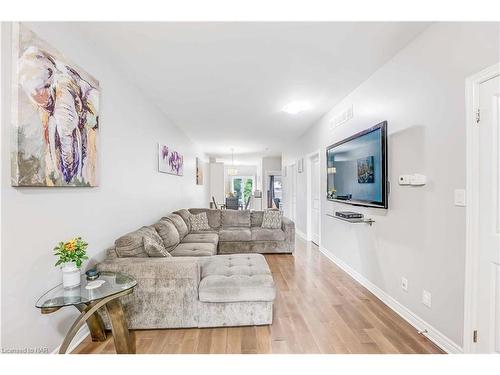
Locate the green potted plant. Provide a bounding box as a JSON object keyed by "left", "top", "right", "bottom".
{"left": 54, "top": 237, "right": 89, "bottom": 288}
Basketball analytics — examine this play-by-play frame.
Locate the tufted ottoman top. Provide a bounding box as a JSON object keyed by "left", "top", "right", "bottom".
{"left": 198, "top": 254, "right": 276, "bottom": 303}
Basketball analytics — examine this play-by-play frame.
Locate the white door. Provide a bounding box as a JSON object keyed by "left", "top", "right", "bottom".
{"left": 310, "top": 156, "right": 320, "bottom": 245}
{"left": 476, "top": 75, "right": 500, "bottom": 353}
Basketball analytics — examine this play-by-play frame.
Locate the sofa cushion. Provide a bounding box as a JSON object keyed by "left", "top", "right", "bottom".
{"left": 106, "top": 247, "right": 118, "bottom": 260}
{"left": 190, "top": 212, "right": 211, "bottom": 231}
{"left": 190, "top": 230, "right": 219, "bottom": 235}
{"left": 261, "top": 210, "right": 283, "bottom": 229}
{"left": 189, "top": 208, "right": 222, "bottom": 229}
{"left": 198, "top": 254, "right": 276, "bottom": 302}
{"left": 173, "top": 209, "right": 192, "bottom": 232}
{"left": 251, "top": 227, "right": 286, "bottom": 241}
{"left": 115, "top": 226, "right": 167, "bottom": 258}
{"left": 221, "top": 209, "right": 250, "bottom": 227}
{"left": 163, "top": 213, "right": 189, "bottom": 239}
{"left": 219, "top": 227, "right": 251, "bottom": 242}
{"left": 152, "top": 219, "right": 180, "bottom": 252}
{"left": 182, "top": 233, "right": 219, "bottom": 245}
{"left": 250, "top": 211, "right": 264, "bottom": 227}
{"left": 170, "top": 242, "right": 217, "bottom": 257}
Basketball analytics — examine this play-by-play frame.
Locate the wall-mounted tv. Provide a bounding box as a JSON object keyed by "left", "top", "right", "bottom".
{"left": 326, "top": 121, "right": 388, "bottom": 209}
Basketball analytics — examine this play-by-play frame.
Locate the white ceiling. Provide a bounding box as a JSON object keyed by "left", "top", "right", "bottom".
{"left": 68, "top": 22, "right": 430, "bottom": 159}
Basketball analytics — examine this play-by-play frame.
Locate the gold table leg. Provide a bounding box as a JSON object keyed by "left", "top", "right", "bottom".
{"left": 57, "top": 289, "right": 134, "bottom": 354}
{"left": 75, "top": 303, "right": 106, "bottom": 342}
{"left": 105, "top": 298, "right": 135, "bottom": 354}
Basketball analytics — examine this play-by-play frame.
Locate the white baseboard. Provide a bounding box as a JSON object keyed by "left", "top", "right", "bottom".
{"left": 319, "top": 246, "right": 463, "bottom": 354}
{"left": 51, "top": 326, "right": 90, "bottom": 354}
{"left": 296, "top": 229, "right": 308, "bottom": 241}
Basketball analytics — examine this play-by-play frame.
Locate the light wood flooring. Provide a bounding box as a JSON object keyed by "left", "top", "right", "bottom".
{"left": 74, "top": 237, "right": 443, "bottom": 354}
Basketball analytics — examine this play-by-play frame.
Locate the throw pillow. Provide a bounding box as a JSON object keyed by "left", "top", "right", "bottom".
{"left": 142, "top": 226, "right": 171, "bottom": 257}
{"left": 190, "top": 212, "right": 211, "bottom": 231}
{"left": 261, "top": 210, "right": 282, "bottom": 229}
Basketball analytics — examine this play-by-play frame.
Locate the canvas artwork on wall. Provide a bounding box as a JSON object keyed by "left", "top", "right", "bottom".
{"left": 357, "top": 156, "right": 375, "bottom": 183}
{"left": 11, "top": 23, "right": 100, "bottom": 187}
{"left": 196, "top": 157, "right": 204, "bottom": 185}
{"left": 158, "top": 144, "right": 184, "bottom": 176}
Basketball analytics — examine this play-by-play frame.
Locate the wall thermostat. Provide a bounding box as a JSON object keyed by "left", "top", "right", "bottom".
{"left": 399, "top": 175, "right": 411, "bottom": 185}
{"left": 399, "top": 174, "right": 427, "bottom": 186}
{"left": 410, "top": 174, "right": 426, "bottom": 186}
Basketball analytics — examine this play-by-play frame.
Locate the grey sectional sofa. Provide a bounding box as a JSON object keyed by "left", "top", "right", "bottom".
{"left": 96, "top": 208, "right": 295, "bottom": 329}
{"left": 181, "top": 208, "right": 295, "bottom": 255}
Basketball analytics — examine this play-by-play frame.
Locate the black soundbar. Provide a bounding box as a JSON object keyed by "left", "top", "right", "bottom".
{"left": 335, "top": 211, "right": 364, "bottom": 219}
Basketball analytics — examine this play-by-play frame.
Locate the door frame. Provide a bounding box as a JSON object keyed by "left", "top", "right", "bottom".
{"left": 306, "top": 150, "right": 321, "bottom": 246}
{"left": 264, "top": 170, "right": 282, "bottom": 208}
{"left": 463, "top": 62, "right": 500, "bottom": 353}
{"left": 290, "top": 164, "right": 297, "bottom": 221}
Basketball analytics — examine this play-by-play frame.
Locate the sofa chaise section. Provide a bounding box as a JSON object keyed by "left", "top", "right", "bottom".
{"left": 197, "top": 254, "right": 275, "bottom": 327}
{"left": 97, "top": 253, "right": 275, "bottom": 329}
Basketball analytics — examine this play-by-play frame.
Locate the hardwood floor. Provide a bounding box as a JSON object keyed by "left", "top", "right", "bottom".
{"left": 73, "top": 237, "right": 443, "bottom": 354}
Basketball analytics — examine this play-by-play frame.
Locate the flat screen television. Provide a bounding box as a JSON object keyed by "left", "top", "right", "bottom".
{"left": 326, "top": 121, "right": 388, "bottom": 209}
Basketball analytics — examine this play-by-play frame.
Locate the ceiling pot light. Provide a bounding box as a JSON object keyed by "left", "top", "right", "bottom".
{"left": 282, "top": 101, "right": 311, "bottom": 115}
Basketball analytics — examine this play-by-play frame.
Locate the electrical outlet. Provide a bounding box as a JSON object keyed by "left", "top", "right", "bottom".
{"left": 401, "top": 277, "right": 408, "bottom": 292}
{"left": 422, "top": 290, "right": 432, "bottom": 308}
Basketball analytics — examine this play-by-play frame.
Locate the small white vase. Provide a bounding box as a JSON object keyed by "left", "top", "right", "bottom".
{"left": 61, "top": 263, "right": 81, "bottom": 289}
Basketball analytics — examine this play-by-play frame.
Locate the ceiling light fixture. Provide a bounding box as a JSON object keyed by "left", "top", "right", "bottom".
{"left": 227, "top": 148, "right": 238, "bottom": 176}
{"left": 282, "top": 101, "right": 311, "bottom": 115}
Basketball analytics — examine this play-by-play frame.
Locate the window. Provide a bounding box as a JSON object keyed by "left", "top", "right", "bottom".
{"left": 230, "top": 176, "right": 255, "bottom": 206}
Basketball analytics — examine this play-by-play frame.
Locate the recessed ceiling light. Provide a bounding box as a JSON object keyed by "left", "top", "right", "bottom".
{"left": 282, "top": 101, "right": 311, "bottom": 115}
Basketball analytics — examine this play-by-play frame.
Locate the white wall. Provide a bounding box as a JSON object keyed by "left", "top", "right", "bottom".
{"left": 0, "top": 22, "right": 209, "bottom": 351}
{"left": 283, "top": 22, "right": 499, "bottom": 348}
{"left": 209, "top": 162, "right": 225, "bottom": 204}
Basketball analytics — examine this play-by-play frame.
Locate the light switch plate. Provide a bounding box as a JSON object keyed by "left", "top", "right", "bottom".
{"left": 422, "top": 290, "right": 432, "bottom": 308}
{"left": 454, "top": 189, "right": 466, "bottom": 206}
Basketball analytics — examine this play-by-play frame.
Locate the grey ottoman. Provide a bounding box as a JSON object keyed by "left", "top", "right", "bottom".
{"left": 197, "top": 254, "right": 276, "bottom": 327}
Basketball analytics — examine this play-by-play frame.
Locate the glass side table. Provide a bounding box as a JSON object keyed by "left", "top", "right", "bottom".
{"left": 36, "top": 271, "right": 137, "bottom": 354}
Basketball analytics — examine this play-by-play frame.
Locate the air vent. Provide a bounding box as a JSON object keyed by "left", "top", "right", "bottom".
{"left": 330, "top": 104, "right": 354, "bottom": 130}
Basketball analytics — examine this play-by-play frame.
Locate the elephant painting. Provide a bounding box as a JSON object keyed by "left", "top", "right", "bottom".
{"left": 11, "top": 24, "right": 99, "bottom": 187}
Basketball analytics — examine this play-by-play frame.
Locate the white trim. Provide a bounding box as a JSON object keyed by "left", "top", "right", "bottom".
{"left": 285, "top": 163, "right": 297, "bottom": 222}
{"left": 464, "top": 63, "right": 500, "bottom": 354}
{"left": 319, "top": 245, "right": 463, "bottom": 354}
{"left": 263, "top": 170, "right": 282, "bottom": 209}
{"left": 305, "top": 150, "right": 321, "bottom": 244}
{"left": 51, "top": 326, "right": 90, "bottom": 354}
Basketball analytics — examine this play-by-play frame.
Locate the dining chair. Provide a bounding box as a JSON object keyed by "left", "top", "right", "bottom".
{"left": 244, "top": 195, "right": 251, "bottom": 210}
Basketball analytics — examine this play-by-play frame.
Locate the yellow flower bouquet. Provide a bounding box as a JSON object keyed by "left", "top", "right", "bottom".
{"left": 54, "top": 237, "right": 88, "bottom": 268}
